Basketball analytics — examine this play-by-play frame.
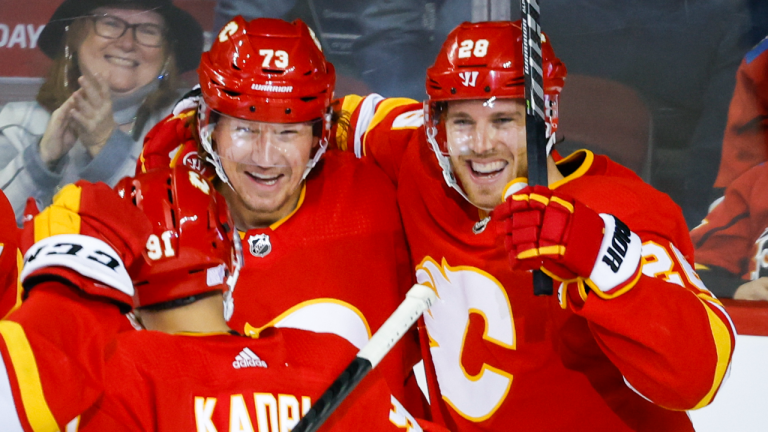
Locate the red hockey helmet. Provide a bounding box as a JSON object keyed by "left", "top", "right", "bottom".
{"left": 115, "top": 166, "right": 241, "bottom": 312}
{"left": 423, "top": 21, "right": 567, "bottom": 207}
{"left": 426, "top": 21, "right": 565, "bottom": 102}
{"left": 197, "top": 16, "right": 335, "bottom": 184}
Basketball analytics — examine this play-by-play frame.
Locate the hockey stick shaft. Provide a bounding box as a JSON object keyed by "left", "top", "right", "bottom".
{"left": 291, "top": 284, "right": 437, "bottom": 432}
{"left": 521, "top": 0, "right": 554, "bottom": 296}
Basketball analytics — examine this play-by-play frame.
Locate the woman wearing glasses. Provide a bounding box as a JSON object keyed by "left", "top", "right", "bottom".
{"left": 0, "top": 0, "right": 203, "bottom": 223}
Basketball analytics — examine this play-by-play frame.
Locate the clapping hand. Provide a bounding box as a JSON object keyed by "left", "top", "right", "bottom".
{"left": 39, "top": 73, "right": 116, "bottom": 167}
{"left": 71, "top": 73, "right": 117, "bottom": 157}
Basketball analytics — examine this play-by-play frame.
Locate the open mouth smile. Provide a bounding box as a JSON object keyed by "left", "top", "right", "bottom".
{"left": 105, "top": 55, "right": 139, "bottom": 68}
{"left": 468, "top": 160, "right": 508, "bottom": 179}
{"left": 245, "top": 171, "right": 283, "bottom": 186}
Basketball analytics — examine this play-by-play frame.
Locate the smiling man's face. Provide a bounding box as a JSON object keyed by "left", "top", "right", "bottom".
{"left": 215, "top": 116, "right": 316, "bottom": 228}
{"left": 445, "top": 98, "right": 528, "bottom": 209}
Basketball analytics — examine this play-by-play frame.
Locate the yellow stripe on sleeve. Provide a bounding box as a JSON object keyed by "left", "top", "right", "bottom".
{"left": 0, "top": 321, "right": 58, "bottom": 431}
{"left": 361, "top": 97, "right": 419, "bottom": 155}
{"left": 168, "top": 145, "right": 184, "bottom": 168}
{"left": 336, "top": 95, "right": 364, "bottom": 151}
{"left": 690, "top": 301, "right": 733, "bottom": 410}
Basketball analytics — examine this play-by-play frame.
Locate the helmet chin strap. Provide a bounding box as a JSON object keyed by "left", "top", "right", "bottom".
{"left": 545, "top": 122, "right": 557, "bottom": 155}
{"left": 302, "top": 139, "right": 327, "bottom": 180}
{"left": 223, "top": 232, "right": 243, "bottom": 321}
{"left": 197, "top": 111, "right": 235, "bottom": 189}
{"left": 301, "top": 110, "right": 332, "bottom": 180}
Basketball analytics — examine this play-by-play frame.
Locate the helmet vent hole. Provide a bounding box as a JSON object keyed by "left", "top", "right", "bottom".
{"left": 262, "top": 68, "right": 285, "bottom": 75}
{"left": 221, "top": 89, "right": 241, "bottom": 98}
{"left": 188, "top": 268, "right": 204, "bottom": 274}
{"left": 300, "top": 96, "right": 317, "bottom": 102}
{"left": 166, "top": 180, "right": 174, "bottom": 203}
{"left": 170, "top": 208, "right": 177, "bottom": 228}
{"left": 303, "top": 70, "right": 312, "bottom": 76}
{"left": 232, "top": 63, "right": 241, "bottom": 71}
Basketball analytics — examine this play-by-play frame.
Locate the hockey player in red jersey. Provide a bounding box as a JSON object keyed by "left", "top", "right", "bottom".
{"left": 714, "top": 35, "right": 768, "bottom": 189}
{"left": 75, "top": 166, "right": 433, "bottom": 432}
{"left": 331, "top": 21, "right": 736, "bottom": 431}
{"left": 692, "top": 162, "right": 768, "bottom": 301}
{"left": 0, "top": 180, "right": 153, "bottom": 431}
{"left": 136, "top": 17, "right": 422, "bottom": 413}
{"left": 0, "top": 190, "right": 21, "bottom": 318}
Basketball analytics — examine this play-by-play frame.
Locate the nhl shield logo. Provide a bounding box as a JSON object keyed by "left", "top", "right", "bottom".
{"left": 247, "top": 234, "right": 272, "bottom": 258}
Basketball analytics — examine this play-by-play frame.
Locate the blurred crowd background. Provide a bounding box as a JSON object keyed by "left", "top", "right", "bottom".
{"left": 1, "top": 0, "right": 767, "bottom": 295}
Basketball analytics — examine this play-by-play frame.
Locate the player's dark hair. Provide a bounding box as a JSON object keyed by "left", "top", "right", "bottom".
{"left": 136, "top": 289, "right": 221, "bottom": 312}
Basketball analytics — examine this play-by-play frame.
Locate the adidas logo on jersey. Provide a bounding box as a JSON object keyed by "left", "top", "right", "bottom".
{"left": 233, "top": 347, "right": 268, "bottom": 369}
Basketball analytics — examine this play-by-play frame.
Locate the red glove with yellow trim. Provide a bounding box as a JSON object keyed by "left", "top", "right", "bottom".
{"left": 137, "top": 109, "right": 206, "bottom": 175}
{"left": 494, "top": 182, "right": 643, "bottom": 299}
{"left": 20, "top": 181, "right": 152, "bottom": 311}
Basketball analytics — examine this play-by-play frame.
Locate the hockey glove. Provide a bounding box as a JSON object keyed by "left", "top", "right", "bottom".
{"left": 20, "top": 181, "right": 152, "bottom": 311}
{"left": 494, "top": 182, "right": 643, "bottom": 300}
{"left": 136, "top": 109, "right": 206, "bottom": 176}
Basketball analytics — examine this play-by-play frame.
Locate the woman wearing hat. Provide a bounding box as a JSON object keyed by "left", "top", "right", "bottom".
{"left": 0, "top": 0, "right": 203, "bottom": 224}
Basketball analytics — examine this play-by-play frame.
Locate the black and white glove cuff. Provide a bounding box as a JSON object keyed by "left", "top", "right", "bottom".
{"left": 21, "top": 234, "right": 133, "bottom": 297}
{"left": 585, "top": 214, "right": 643, "bottom": 297}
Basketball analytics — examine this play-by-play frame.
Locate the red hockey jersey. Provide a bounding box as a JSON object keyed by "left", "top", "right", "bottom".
{"left": 0, "top": 190, "right": 21, "bottom": 319}
{"left": 0, "top": 282, "right": 131, "bottom": 432}
{"left": 136, "top": 112, "right": 421, "bottom": 412}
{"left": 714, "top": 36, "right": 768, "bottom": 188}
{"left": 333, "top": 95, "right": 736, "bottom": 431}
{"left": 78, "top": 328, "right": 425, "bottom": 432}
{"left": 693, "top": 162, "right": 768, "bottom": 280}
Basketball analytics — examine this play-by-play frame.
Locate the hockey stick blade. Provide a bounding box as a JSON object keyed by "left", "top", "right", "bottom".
{"left": 291, "top": 284, "right": 437, "bottom": 432}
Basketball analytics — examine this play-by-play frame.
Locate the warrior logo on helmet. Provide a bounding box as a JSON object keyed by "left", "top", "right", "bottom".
{"left": 248, "top": 234, "right": 272, "bottom": 258}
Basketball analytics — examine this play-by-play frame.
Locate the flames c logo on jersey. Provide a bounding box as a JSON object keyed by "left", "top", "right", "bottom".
{"left": 247, "top": 234, "right": 272, "bottom": 257}
{"left": 416, "top": 257, "right": 516, "bottom": 422}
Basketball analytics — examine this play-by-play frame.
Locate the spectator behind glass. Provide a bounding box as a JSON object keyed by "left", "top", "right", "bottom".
{"left": 692, "top": 162, "right": 768, "bottom": 301}
{"left": 0, "top": 0, "right": 203, "bottom": 224}
{"left": 542, "top": 1, "right": 752, "bottom": 228}
{"left": 713, "top": 35, "right": 768, "bottom": 190}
